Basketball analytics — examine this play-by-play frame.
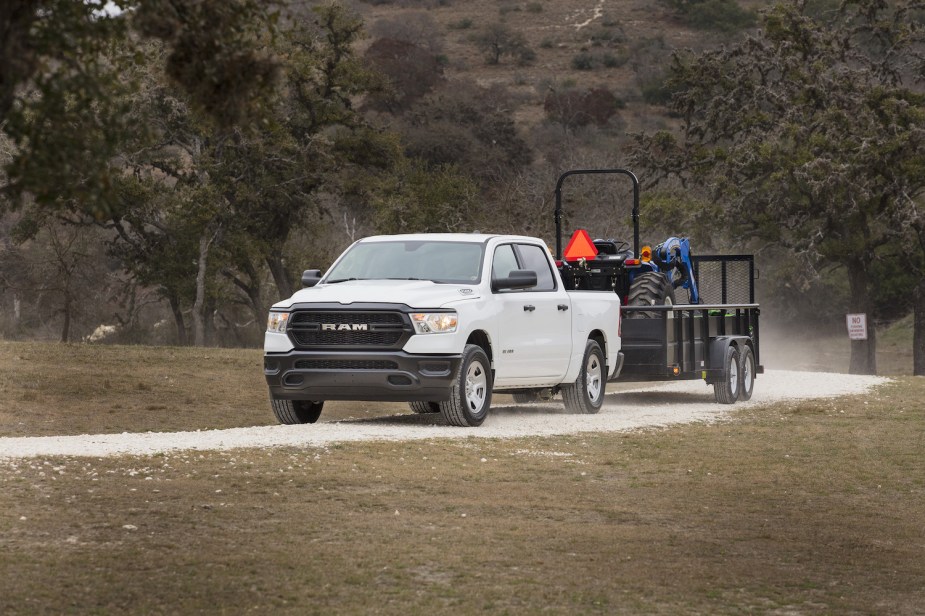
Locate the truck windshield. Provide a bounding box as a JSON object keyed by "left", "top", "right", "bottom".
{"left": 325, "top": 241, "right": 485, "bottom": 284}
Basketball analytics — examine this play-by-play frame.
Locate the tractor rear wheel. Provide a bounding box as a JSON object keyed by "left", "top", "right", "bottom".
{"left": 627, "top": 272, "right": 676, "bottom": 318}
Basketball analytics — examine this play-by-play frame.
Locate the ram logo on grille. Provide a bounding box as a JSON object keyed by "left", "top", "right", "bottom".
{"left": 321, "top": 323, "right": 369, "bottom": 331}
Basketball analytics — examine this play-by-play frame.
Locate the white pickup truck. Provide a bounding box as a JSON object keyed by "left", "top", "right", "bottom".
{"left": 263, "top": 233, "right": 623, "bottom": 426}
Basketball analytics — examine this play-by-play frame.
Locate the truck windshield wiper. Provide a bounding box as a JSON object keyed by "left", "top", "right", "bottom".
{"left": 325, "top": 277, "right": 362, "bottom": 284}
{"left": 382, "top": 277, "right": 425, "bottom": 281}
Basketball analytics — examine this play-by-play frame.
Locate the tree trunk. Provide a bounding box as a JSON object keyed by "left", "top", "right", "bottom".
{"left": 169, "top": 294, "right": 188, "bottom": 346}
{"left": 204, "top": 295, "right": 216, "bottom": 347}
{"left": 266, "top": 253, "right": 293, "bottom": 300}
{"left": 192, "top": 231, "right": 212, "bottom": 347}
{"left": 915, "top": 276, "right": 925, "bottom": 376}
{"left": 60, "top": 294, "right": 71, "bottom": 343}
{"left": 847, "top": 262, "right": 877, "bottom": 375}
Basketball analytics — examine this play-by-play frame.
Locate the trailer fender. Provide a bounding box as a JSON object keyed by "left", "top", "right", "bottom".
{"left": 706, "top": 337, "right": 751, "bottom": 384}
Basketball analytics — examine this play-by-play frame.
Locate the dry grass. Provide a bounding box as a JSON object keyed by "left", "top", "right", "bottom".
{"left": 0, "top": 342, "right": 412, "bottom": 437}
{"left": 1, "top": 378, "right": 923, "bottom": 614}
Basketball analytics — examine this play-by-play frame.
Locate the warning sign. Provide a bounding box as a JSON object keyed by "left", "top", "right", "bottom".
{"left": 846, "top": 313, "right": 868, "bottom": 340}
{"left": 563, "top": 229, "right": 598, "bottom": 262}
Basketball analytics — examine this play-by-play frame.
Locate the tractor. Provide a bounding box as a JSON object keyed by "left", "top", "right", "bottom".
{"left": 554, "top": 169, "right": 700, "bottom": 315}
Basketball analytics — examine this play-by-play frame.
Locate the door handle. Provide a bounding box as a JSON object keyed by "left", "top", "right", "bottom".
{"left": 523, "top": 305, "right": 536, "bottom": 312}
{"left": 558, "top": 304, "right": 569, "bottom": 311}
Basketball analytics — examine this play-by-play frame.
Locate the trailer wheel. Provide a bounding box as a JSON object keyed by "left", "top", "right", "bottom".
{"left": 271, "top": 399, "right": 324, "bottom": 424}
{"left": 713, "top": 345, "right": 740, "bottom": 404}
{"left": 627, "top": 272, "right": 676, "bottom": 318}
{"left": 512, "top": 390, "right": 539, "bottom": 404}
{"left": 739, "top": 345, "right": 755, "bottom": 401}
{"left": 562, "top": 340, "right": 606, "bottom": 414}
{"left": 440, "top": 345, "right": 492, "bottom": 427}
{"left": 408, "top": 401, "right": 441, "bottom": 414}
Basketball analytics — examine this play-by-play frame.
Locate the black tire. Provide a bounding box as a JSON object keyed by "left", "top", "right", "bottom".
{"left": 713, "top": 345, "right": 740, "bottom": 404}
{"left": 739, "top": 345, "right": 755, "bottom": 401}
{"left": 512, "top": 390, "right": 539, "bottom": 404}
{"left": 271, "top": 399, "right": 324, "bottom": 424}
{"left": 409, "top": 401, "right": 441, "bottom": 414}
{"left": 440, "top": 344, "right": 492, "bottom": 427}
{"left": 562, "top": 340, "right": 606, "bottom": 414}
{"left": 627, "top": 271, "right": 675, "bottom": 318}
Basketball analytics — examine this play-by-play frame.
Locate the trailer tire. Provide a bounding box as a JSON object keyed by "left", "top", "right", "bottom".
{"left": 739, "top": 345, "right": 755, "bottom": 401}
{"left": 562, "top": 340, "right": 606, "bottom": 414}
{"left": 409, "top": 401, "right": 441, "bottom": 414}
{"left": 271, "top": 399, "right": 324, "bottom": 424}
{"left": 627, "top": 272, "right": 675, "bottom": 318}
{"left": 440, "top": 345, "right": 492, "bottom": 427}
{"left": 713, "top": 345, "right": 740, "bottom": 404}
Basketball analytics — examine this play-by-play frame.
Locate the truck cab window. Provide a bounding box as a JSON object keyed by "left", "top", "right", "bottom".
{"left": 516, "top": 244, "right": 556, "bottom": 291}
{"left": 491, "top": 244, "right": 520, "bottom": 281}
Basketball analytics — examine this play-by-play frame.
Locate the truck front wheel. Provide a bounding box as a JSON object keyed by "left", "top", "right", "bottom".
{"left": 271, "top": 399, "right": 324, "bottom": 424}
{"left": 562, "top": 340, "right": 606, "bottom": 414}
{"left": 440, "top": 345, "right": 492, "bottom": 427}
{"left": 409, "top": 401, "right": 441, "bottom": 414}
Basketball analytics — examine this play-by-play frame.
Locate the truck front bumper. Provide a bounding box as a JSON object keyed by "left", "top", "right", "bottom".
{"left": 264, "top": 351, "right": 461, "bottom": 402}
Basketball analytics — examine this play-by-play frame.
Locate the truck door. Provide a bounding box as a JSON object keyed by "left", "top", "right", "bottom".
{"left": 492, "top": 243, "right": 572, "bottom": 381}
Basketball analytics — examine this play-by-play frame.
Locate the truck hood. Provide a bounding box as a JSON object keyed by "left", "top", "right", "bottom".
{"left": 272, "top": 280, "right": 481, "bottom": 310}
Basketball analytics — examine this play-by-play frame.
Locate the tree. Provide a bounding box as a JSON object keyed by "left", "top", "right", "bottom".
{"left": 631, "top": 1, "right": 925, "bottom": 375}
{"left": 472, "top": 23, "right": 532, "bottom": 66}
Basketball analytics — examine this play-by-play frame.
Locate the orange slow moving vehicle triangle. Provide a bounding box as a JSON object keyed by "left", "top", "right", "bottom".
{"left": 563, "top": 229, "right": 598, "bottom": 261}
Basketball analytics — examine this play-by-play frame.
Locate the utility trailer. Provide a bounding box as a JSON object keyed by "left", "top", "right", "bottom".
{"left": 554, "top": 168, "right": 763, "bottom": 403}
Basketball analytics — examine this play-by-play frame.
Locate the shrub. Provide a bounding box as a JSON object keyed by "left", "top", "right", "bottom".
{"left": 526, "top": 2, "right": 543, "bottom": 13}
{"left": 544, "top": 87, "right": 621, "bottom": 129}
{"left": 663, "top": 0, "right": 757, "bottom": 33}
{"left": 571, "top": 52, "right": 595, "bottom": 70}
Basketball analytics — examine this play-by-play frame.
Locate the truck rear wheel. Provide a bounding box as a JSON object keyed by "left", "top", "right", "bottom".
{"left": 713, "top": 345, "right": 740, "bottom": 404}
{"left": 739, "top": 345, "right": 755, "bottom": 401}
{"left": 627, "top": 272, "right": 675, "bottom": 318}
{"left": 440, "top": 344, "right": 492, "bottom": 427}
{"left": 512, "top": 390, "right": 539, "bottom": 404}
{"left": 271, "top": 399, "right": 324, "bottom": 424}
{"left": 562, "top": 340, "right": 605, "bottom": 414}
{"left": 409, "top": 401, "right": 441, "bottom": 414}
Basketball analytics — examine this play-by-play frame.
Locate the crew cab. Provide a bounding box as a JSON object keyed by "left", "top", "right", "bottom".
{"left": 264, "top": 233, "right": 623, "bottom": 426}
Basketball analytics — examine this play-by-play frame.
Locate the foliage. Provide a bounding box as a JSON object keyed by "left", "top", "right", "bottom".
{"left": 662, "top": 0, "right": 757, "bottom": 33}
{"left": 544, "top": 87, "right": 621, "bottom": 130}
{"left": 631, "top": 1, "right": 925, "bottom": 373}
{"left": 472, "top": 23, "right": 532, "bottom": 65}
{"left": 372, "top": 160, "right": 479, "bottom": 234}
{"left": 363, "top": 38, "right": 444, "bottom": 112}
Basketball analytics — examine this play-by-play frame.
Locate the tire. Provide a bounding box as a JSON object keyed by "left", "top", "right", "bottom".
{"left": 271, "top": 398, "right": 324, "bottom": 424}
{"left": 627, "top": 272, "right": 676, "bottom": 318}
{"left": 562, "top": 340, "right": 606, "bottom": 414}
{"left": 512, "top": 390, "right": 539, "bottom": 404}
{"left": 440, "top": 344, "right": 492, "bottom": 427}
{"left": 409, "top": 401, "right": 441, "bottom": 414}
{"left": 739, "top": 345, "right": 755, "bottom": 401}
{"left": 713, "top": 345, "right": 740, "bottom": 404}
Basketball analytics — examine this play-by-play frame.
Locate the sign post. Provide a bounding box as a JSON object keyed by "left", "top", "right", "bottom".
{"left": 846, "top": 313, "right": 868, "bottom": 340}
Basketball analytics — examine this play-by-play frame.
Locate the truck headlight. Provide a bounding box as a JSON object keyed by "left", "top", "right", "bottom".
{"left": 267, "top": 312, "right": 290, "bottom": 333}
{"left": 411, "top": 312, "right": 458, "bottom": 334}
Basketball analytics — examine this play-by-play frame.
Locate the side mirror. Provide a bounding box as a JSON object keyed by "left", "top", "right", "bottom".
{"left": 491, "top": 269, "right": 537, "bottom": 292}
{"left": 301, "top": 269, "right": 323, "bottom": 288}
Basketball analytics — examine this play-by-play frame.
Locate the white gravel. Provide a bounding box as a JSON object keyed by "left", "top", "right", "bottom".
{"left": 0, "top": 370, "right": 889, "bottom": 460}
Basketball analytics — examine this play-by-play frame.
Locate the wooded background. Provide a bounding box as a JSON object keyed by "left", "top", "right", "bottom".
{"left": 0, "top": 0, "right": 922, "bottom": 375}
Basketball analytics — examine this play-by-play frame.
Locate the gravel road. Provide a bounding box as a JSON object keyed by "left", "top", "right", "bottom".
{"left": 0, "top": 370, "right": 889, "bottom": 459}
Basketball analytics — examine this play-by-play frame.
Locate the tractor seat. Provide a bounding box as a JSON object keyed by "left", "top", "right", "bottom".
{"left": 593, "top": 239, "right": 632, "bottom": 261}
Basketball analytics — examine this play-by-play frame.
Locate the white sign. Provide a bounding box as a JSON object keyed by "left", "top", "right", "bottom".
{"left": 846, "top": 313, "right": 868, "bottom": 340}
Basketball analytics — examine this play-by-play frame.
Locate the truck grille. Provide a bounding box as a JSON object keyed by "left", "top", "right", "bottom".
{"left": 288, "top": 311, "right": 407, "bottom": 348}
{"left": 293, "top": 359, "right": 399, "bottom": 370}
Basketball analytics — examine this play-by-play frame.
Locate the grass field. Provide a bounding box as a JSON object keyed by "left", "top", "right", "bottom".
{"left": 1, "top": 331, "right": 923, "bottom": 614}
